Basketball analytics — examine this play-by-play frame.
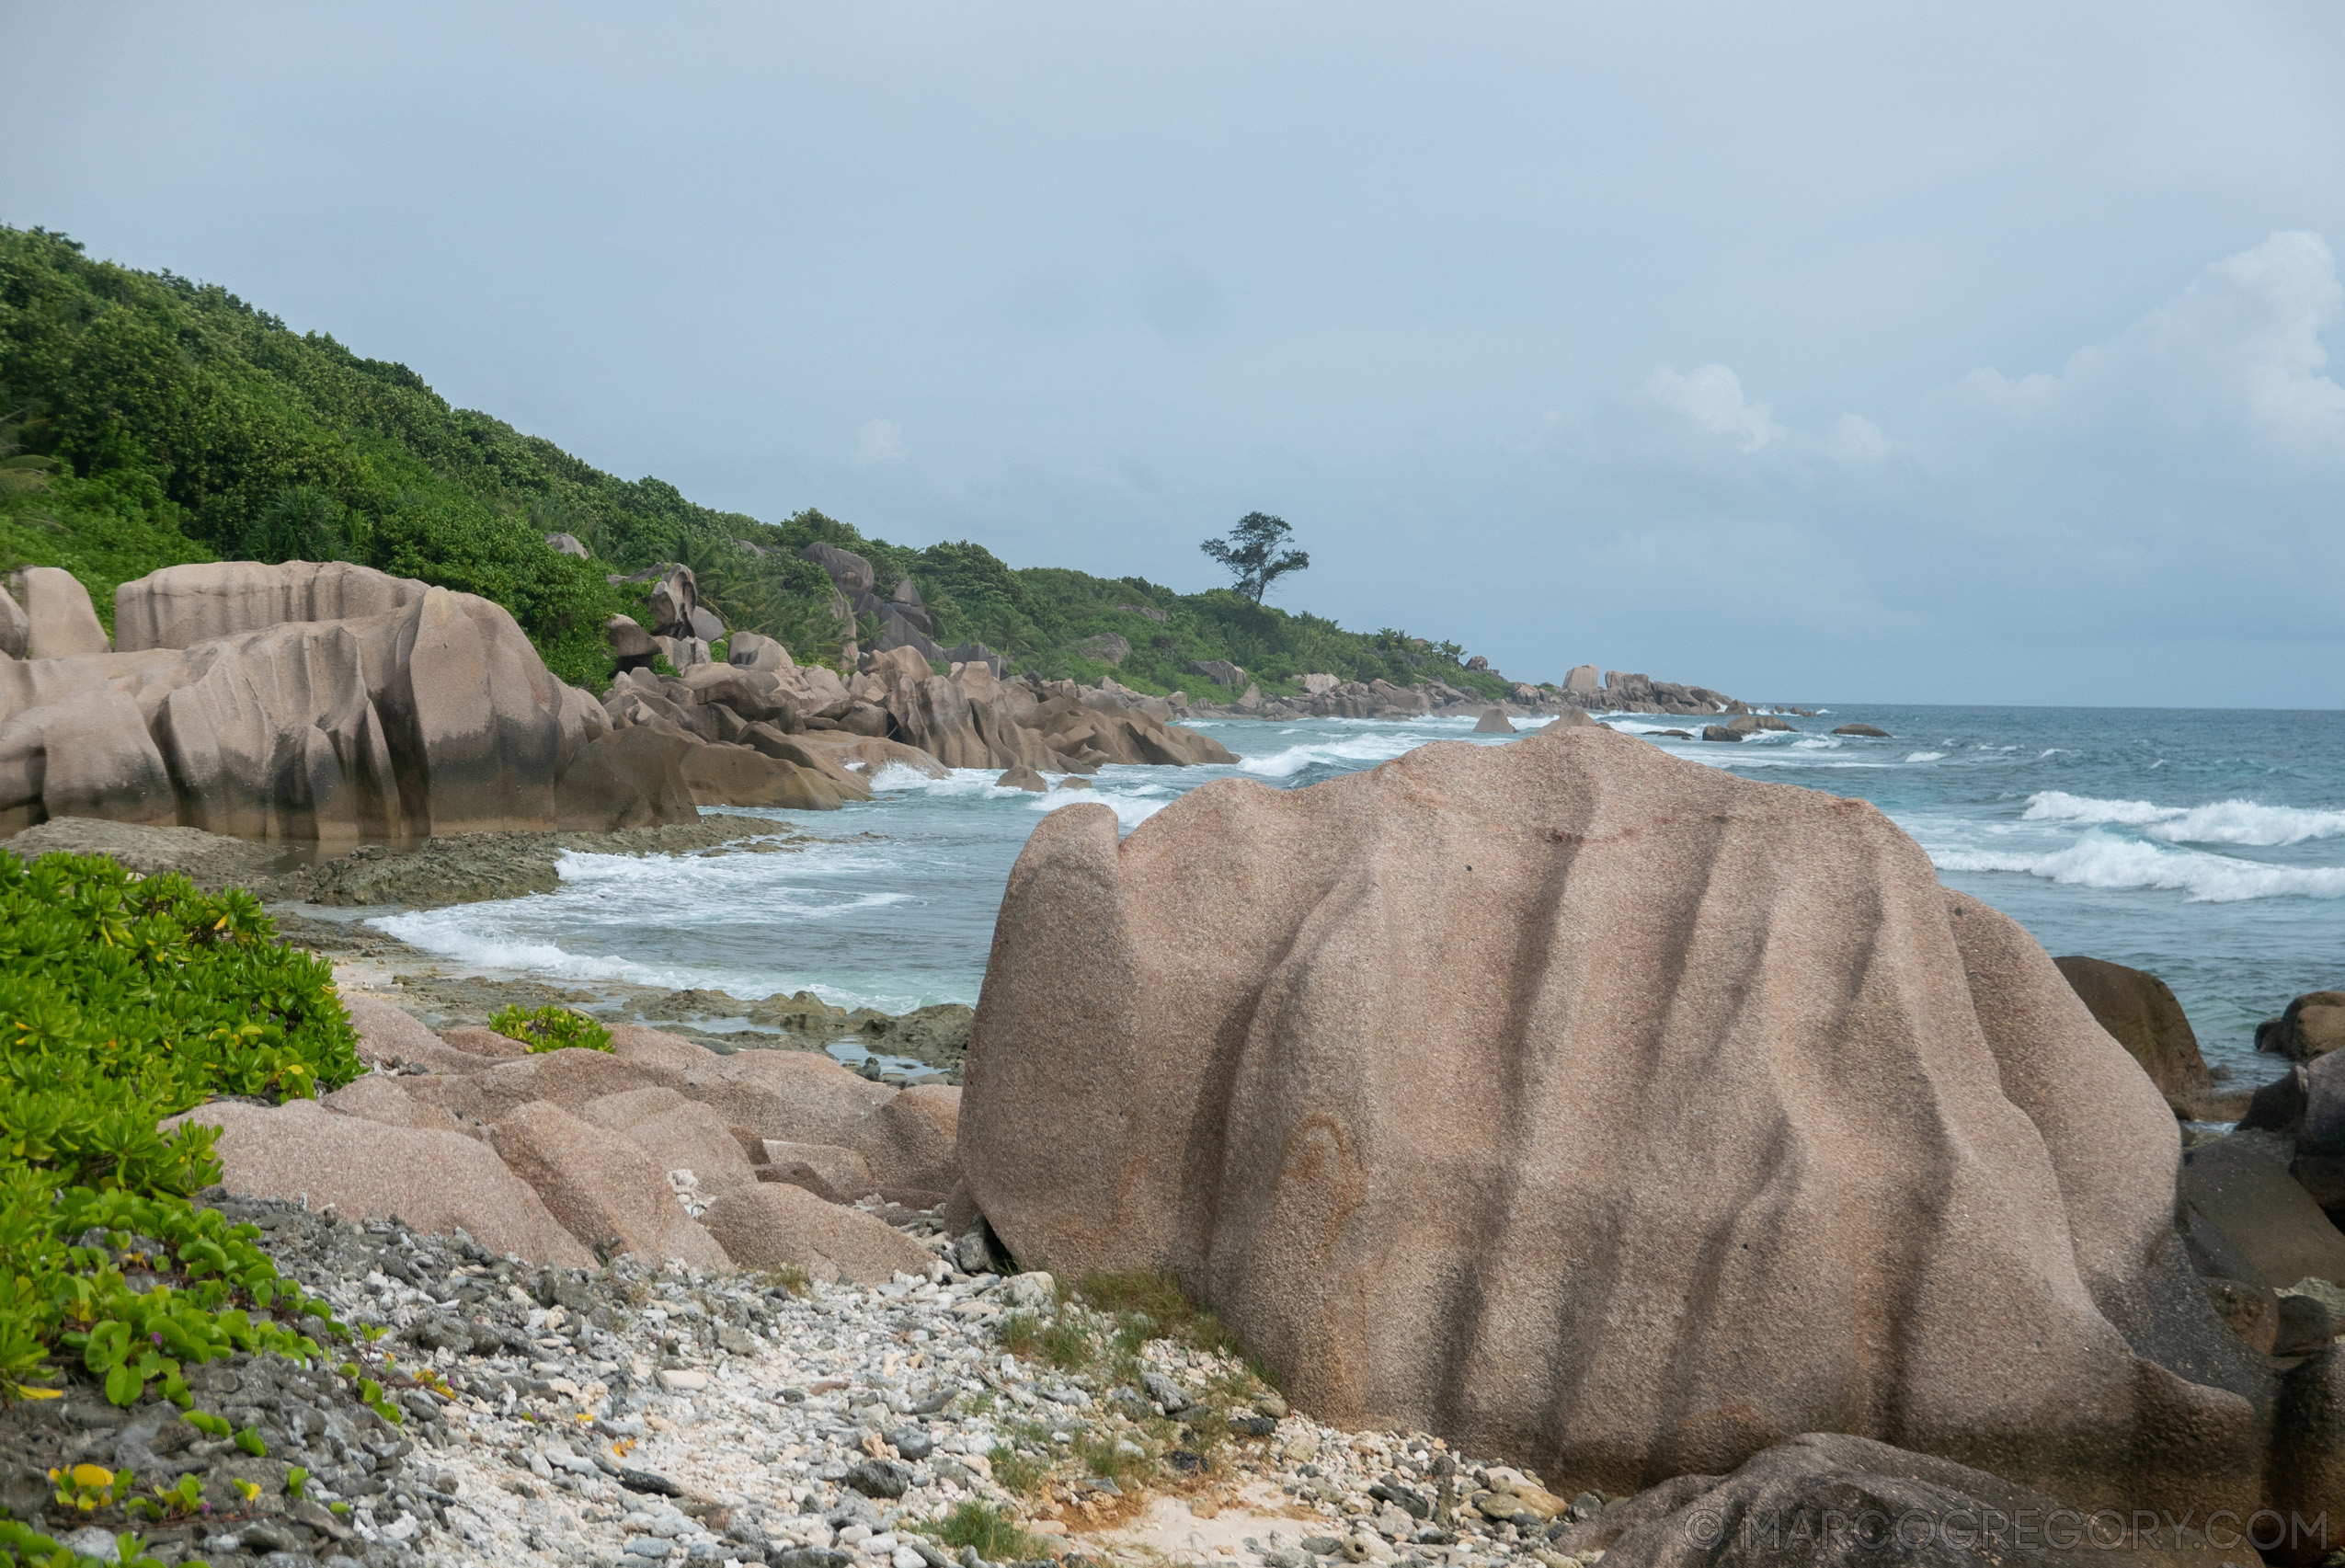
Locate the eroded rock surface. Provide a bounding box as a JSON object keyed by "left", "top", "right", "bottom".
{"left": 961, "top": 725, "right": 2302, "bottom": 1514}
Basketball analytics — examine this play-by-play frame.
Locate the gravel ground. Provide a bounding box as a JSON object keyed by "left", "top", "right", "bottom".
{"left": 4, "top": 1197, "right": 1607, "bottom": 1568}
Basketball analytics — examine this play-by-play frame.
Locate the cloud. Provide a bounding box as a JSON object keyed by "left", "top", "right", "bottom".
{"left": 852, "top": 418, "right": 908, "bottom": 467}
{"left": 1645, "top": 363, "right": 1784, "bottom": 452}
{"left": 1515, "top": 231, "right": 2345, "bottom": 696}
{"left": 1954, "top": 230, "right": 2345, "bottom": 459}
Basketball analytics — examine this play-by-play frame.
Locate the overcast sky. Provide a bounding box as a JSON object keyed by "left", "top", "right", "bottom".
{"left": 8, "top": 3, "right": 2343, "bottom": 704}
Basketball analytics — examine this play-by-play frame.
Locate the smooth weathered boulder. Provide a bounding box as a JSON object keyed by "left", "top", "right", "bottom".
{"left": 680, "top": 739, "right": 863, "bottom": 809}
{"left": 2053, "top": 956, "right": 2218, "bottom": 1115}
{"left": 545, "top": 532, "right": 589, "bottom": 559}
{"left": 318, "top": 1075, "right": 477, "bottom": 1137}
{"left": 799, "top": 543, "right": 875, "bottom": 596}
{"left": 0, "top": 580, "right": 27, "bottom": 658}
{"left": 960, "top": 726, "right": 2286, "bottom": 1512}
{"left": 172, "top": 1099, "right": 589, "bottom": 1265}
{"left": 2261, "top": 992, "right": 2345, "bottom": 1063}
{"left": 1026, "top": 693, "right": 1234, "bottom": 767}
{"left": 0, "top": 691, "right": 177, "bottom": 833}
{"left": 605, "top": 614, "right": 656, "bottom": 666}
{"left": 697, "top": 1183, "right": 932, "bottom": 1284}
{"left": 1700, "top": 724, "right": 1744, "bottom": 742}
{"left": 2176, "top": 1139, "right": 2345, "bottom": 1284}
{"left": 1472, "top": 707, "right": 1515, "bottom": 734}
{"left": 488, "top": 1100, "right": 728, "bottom": 1268}
{"left": 1833, "top": 722, "right": 1892, "bottom": 738}
{"left": 113, "top": 562, "right": 425, "bottom": 651}
{"left": 1547, "top": 1433, "right": 2235, "bottom": 1568}
{"left": 406, "top": 1047, "right": 658, "bottom": 1122}
{"left": 585, "top": 1094, "right": 761, "bottom": 1198}
{"left": 851, "top": 1084, "right": 961, "bottom": 1194}
{"left": 1541, "top": 709, "right": 1596, "bottom": 732}
{"left": 2299, "top": 1050, "right": 2345, "bottom": 1158}
{"left": 603, "top": 1024, "right": 717, "bottom": 1084}
{"left": 997, "top": 764, "right": 1047, "bottom": 792}
{"left": 673, "top": 1049, "right": 896, "bottom": 1147}
{"left": 726, "top": 631, "right": 789, "bottom": 671}
{"left": 644, "top": 565, "right": 699, "bottom": 638}
{"left": 1186, "top": 659, "right": 1245, "bottom": 689}
{"left": 9, "top": 567, "right": 111, "bottom": 658}
{"left": 341, "top": 994, "right": 508, "bottom": 1075}
{"left": 1073, "top": 634, "right": 1130, "bottom": 666}
{"left": 5, "top": 565, "right": 689, "bottom": 840}
{"left": 555, "top": 725, "right": 698, "bottom": 830}
{"left": 756, "top": 1139, "right": 876, "bottom": 1199}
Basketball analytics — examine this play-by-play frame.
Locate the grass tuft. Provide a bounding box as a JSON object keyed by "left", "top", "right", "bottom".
{"left": 929, "top": 1500, "right": 1043, "bottom": 1560}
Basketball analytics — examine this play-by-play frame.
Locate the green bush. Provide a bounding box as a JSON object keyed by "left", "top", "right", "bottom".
{"left": 0, "top": 851, "right": 359, "bottom": 1408}
{"left": 487, "top": 1004, "right": 612, "bottom": 1054}
{"left": 0, "top": 224, "right": 1527, "bottom": 695}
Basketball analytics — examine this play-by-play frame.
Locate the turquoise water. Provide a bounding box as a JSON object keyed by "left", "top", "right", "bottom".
{"left": 375, "top": 705, "right": 2343, "bottom": 1085}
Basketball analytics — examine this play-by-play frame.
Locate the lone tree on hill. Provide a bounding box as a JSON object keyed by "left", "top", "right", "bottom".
{"left": 1201, "top": 512, "right": 1310, "bottom": 604}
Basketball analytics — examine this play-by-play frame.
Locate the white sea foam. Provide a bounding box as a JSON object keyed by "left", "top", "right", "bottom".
{"left": 1030, "top": 786, "right": 1172, "bottom": 830}
{"left": 1233, "top": 729, "right": 1438, "bottom": 779}
{"left": 1930, "top": 835, "right": 2345, "bottom": 903}
{"left": 2022, "top": 791, "right": 2345, "bottom": 847}
{"left": 1905, "top": 751, "right": 1946, "bottom": 763}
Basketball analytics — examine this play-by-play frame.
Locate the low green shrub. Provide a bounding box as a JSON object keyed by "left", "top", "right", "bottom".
{"left": 486, "top": 1004, "right": 612, "bottom": 1054}
{"left": 0, "top": 850, "right": 359, "bottom": 1409}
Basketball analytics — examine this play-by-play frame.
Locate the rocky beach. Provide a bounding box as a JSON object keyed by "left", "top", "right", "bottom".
{"left": 8, "top": 558, "right": 2345, "bottom": 1568}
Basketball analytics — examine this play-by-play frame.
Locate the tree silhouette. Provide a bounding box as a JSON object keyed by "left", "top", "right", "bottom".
{"left": 1200, "top": 512, "right": 1310, "bottom": 604}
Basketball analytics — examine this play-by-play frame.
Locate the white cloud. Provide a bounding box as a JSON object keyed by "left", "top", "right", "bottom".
{"left": 1517, "top": 231, "right": 2345, "bottom": 699}
{"left": 852, "top": 418, "right": 909, "bottom": 467}
{"left": 1956, "top": 230, "right": 2345, "bottom": 458}
{"left": 1645, "top": 363, "right": 1785, "bottom": 452}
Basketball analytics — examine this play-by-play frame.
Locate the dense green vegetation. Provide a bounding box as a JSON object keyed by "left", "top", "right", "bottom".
{"left": 0, "top": 851, "right": 364, "bottom": 1415}
{"left": 486, "top": 1003, "right": 612, "bottom": 1054}
{"left": 0, "top": 225, "right": 1524, "bottom": 700}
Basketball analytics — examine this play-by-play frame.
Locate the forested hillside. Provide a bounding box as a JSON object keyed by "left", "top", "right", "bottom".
{"left": 0, "top": 226, "right": 1523, "bottom": 698}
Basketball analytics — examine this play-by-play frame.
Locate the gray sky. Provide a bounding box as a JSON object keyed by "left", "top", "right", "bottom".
{"left": 9, "top": 3, "right": 2344, "bottom": 704}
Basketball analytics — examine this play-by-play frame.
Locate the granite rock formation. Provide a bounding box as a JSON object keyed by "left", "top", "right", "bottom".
{"left": 960, "top": 724, "right": 2325, "bottom": 1516}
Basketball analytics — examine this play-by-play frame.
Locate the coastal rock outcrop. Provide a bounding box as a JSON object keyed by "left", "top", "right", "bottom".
{"left": 2, "top": 561, "right": 694, "bottom": 840}
{"left": 170, "top": 1099, "right": 591, "bottom": 1265}
{"left": 1548, "top": 1433, "right": 2236, "bottom": 1568}
{"left": 9, "top": 567, "right": 112, "bottom": 657}
{"left": 2261, "top": 991, "right": 2345, "bottom": 1063}
{"left": 697, "top": 1184, "right": 933, "bottom": 1284}
{"left": 960, "top": 725, "right": 2308, "bottom": 1513}
{"left": 2053, "top": 955, "right": 2225, "bottom": 1118}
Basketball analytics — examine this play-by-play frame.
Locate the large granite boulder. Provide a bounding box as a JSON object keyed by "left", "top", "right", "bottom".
{"left": 799, "top": 543, "right": 875, "bottom": 596}
{"left": 172, "top": 1099, "right": 590, "bottom": 1265}
{"left": 2261, "top": 992, "right": 2345, "bottom": 1063}
{"left": 0, "top": 579, "right": 27, "bottom": 658}
{"left": 960, "top": 726, "right": 2295, "bottom": 1514}
{"left": 2053, "top": 956, "right": 2221, "bottom": 1116}
{"left": 698, "top": 1184, "right": 932, "bottom": 1284}
{"left": 488, "top": 1099, "right": 729, "bottom": 1268}
{"left": 644, "top": 565, "right": 699, "bottom": 639}
{"left": 112, "top": 561, "right": 425, "bottom": 650}
{"left": 1, "top": 564, "right": 692, "bottom": 840}
{"left": 8, "top": 567, "right": 111, "bottom": 658}
{"left": 0, "top": 690, "right": 177, "bottom": 834}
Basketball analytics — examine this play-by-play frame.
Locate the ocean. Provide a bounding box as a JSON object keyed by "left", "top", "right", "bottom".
{"left": 373, "top": 705, "right": 2343, "bottom": 1086}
